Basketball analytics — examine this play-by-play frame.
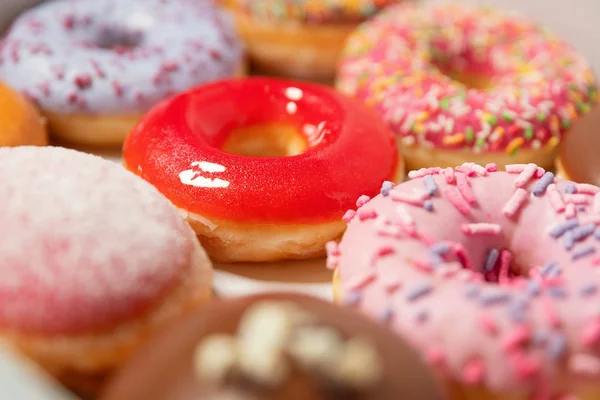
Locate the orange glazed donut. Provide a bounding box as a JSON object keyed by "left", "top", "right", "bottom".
{"left": 337, "top": 3, "right": 597, "bottom": 171}
{"left": 223, "top": 0, "right": 398, "bottom": 82}
{"left": 123, "top": 78, "right": 402, "bottom": 263}
{"left": 0, "top": 81, "right": 47, "bottom": 146}
{"left": 0, "top": 146, "right": 212, "bottom": 396}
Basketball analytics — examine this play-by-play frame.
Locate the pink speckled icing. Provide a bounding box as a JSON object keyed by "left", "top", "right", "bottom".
{"left": 0, "top": 147, "right": 197, "bottom": 335}
{"left": 336, "top": 3, "right": 597, "bottom": 155}
{"left": 329, "top": 163, "right": 600, "bottom": 397}
{"left": 0, "top": 0, "right": 243, "bottom": 114}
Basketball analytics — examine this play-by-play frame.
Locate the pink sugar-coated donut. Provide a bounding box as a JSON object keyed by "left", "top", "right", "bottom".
{"left": 336, "top": 3, "right": 597, "bottom": 172}
{"left": 0, "top": 146, "right": 212, "bottom": 395}
{"left": 329, "top": 163, "right": 600, "bottom": 400}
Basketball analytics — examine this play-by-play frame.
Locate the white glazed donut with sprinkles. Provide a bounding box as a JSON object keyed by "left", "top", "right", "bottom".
{"left": 0, "top": 0, "right": 244, "bottom": 146}
{"left": 330, "top": 162, "right": 600, "bottom": 399}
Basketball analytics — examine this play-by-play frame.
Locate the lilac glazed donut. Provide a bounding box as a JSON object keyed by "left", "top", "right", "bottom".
{"left": 0, "top": 0, "right": 244, "bottom": 146}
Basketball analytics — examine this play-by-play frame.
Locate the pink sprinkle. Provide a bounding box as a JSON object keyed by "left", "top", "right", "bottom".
{"left": 342, "top": 209, "right": 356, "bottom": 223}
{"left": 461, "top": 223, "right": 502, "bottom": 236}
{"left": 592, "top": 256, "right": 600, "bottom": 266}
{"left": 498, "top": 250, "right": 512, "bottom": 285}
{"left": 443, "top": 167, "right": 455, "bottom": 184}
{"left": 547, "top": 185, "right": 566, "bottom": 213}
{"left": 501, "top": 325, "right": 531, "bottom": 351}
{"left": 565, "top": 203, "right": 577, "bottom": 219}
{"left": 581, "top": 319, "right": 600, "bottom": 347}
{"left": 569, "top": 354, "right": 600, "bottom": 375}
{"left": 345, "top": 271, "right": 376, "bottom": 291}
{"left": 356, "top": 195, "right": 371, "bottom": 208}
{"left": 408, "top": 168, "right": 427, "bottom": 179}
{"left": 412, "top": 259, "right": 433, "bottom": 274}
{"left": 456, "top": 173, "right": 477, "bottom": 204}
{"left": 384, "top": 276, "right": 402, "bottom": 293}
{"left": 112, "top": 81, "right": 125, "bottom": 97}
{"left": 511, "top": 352, "right": 540, "bottom": 380}
{"left": 505, "top": 164, "right": 527, "bottom": 173}
{"left": 542, "top": 297, "right": 561, "bottom": 328}
{"left": 594, "top": 193, "right": 600, "bottom": 214}
{"left": 485, "top": 163, "right": 498, "bottom": 172}
{"left": 513, "top": 164, "right": 537, "bottom": 188}
{"left": 427, "top": 167, "right": 442, "bottom": 175}
{"left": 534, "top": 167, "right": 546, "bottom": 179}
{"left": 452, "top": 243, "right": 474, "bottom": 271}
{"left": 436, "top": 262, "right": 462, "bottom": 278}
{"left": 325, "top": 241, "right": 340, "bottom": 257}
{"left": 577, "top": 184, "right": 600, "bottom": 194}
{"left": 161, "top": 61, "right": 180, "bottom": 72}
{"left": 567, "top": 194, "right": 589, "bottom": 205}
{"left": 89, "top": 60, "right": 106, "bottom": 78}
{"left": 503, "top": 188, "right": 528, "bottom": 218}
{"left": 357, "top": 209, "right": 377, "bottom": 221}
{"left": 74, "top": 74, "right": 92, "bottom": 90}
{"left": 390, "top": 190, "right": 426, "bottom": 206}
{"left": 456, "top": 163, "right": 475, "bottom": 176}
{"left": 376, "top": 245, "right": 396, "bottom": 258}
{"left": 424, "top": 349, "right": 445, "bottom": 366}
{"left": 471, "top": 164, "right": 488, "bottom": 176}
{"left": 395, "top": 205, "right": 415, "bottom": 226}
{"left": 444, "top": 186, "right": 471, "bottom": 215}
{"left": 478, "top": 313, "right": 498, "bottom": 335}
{"left": 461, "top": 359, "right": 484, "bottom": 384}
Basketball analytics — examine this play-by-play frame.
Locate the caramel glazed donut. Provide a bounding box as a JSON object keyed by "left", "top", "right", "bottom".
{"left": 102, "top": 293, "right": 445, "bottom": 400}
{"left": 0, "top": 80, "right": 47, "bottom": 147}
{"left": 224, "top": 0, "right": 398, "bottom": 82}
{"left": 0, "top": 0, "right": 244, "bottom": 147}
{"left": 336, "top": 3, "right": 598, "bottom": 171}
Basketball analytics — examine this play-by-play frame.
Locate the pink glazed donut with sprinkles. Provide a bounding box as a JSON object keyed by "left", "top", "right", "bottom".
{"left": 0, "top": 146, "right": 212, "bottom": 396}
{"left": 329, "top": 162, "right": 600, "bottom": 400}
{"left": 0, "top": 0, "right": 244, "bottom": 147}
{"left": 336, "top": 3, "right": 597, "bottom": 172}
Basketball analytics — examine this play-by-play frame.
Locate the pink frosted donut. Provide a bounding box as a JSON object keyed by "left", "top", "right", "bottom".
{"left": 329, "top": 162, "right": 600, "bottom": 399}
{"left": 0, "top": 146, "right": 212, "bottom": 394}
{"left": 336, "top": 3, "right": 597, "bottom": 172}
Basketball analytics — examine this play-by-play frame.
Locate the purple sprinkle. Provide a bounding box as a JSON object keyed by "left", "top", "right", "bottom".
{"left": 506, "top": 296, "right": 529, "bottom": 323}
{"left": 380, "top": 181, "right": 394, "bottom": 197}
{"left": 484, "top": 248, "right": 499, "bottom": 272}
{"left": 379, "top": 306, "right": 394, "bottom": 322}
{"left": 540, "top": 261, "right": 558, "bottom": 277}
{"left": 546, "top": 286, "right": 568, "bottom": 299}
{"left": 415, "top": 309, "right": 429, "bottom": 323}
{"left": 578, "top": 205, "right": 587, "bottom": 211}
{"left": 547, "top": 332, "right": 567, "bottom": 360}
{"left": 526, "top": 279, "right": 541, "bottom": 297}
{"left": 532, "top": 330, "right": 548, "bottom": 345}
{"left": 563, "top": 230, "right": 575, "bottom": 250}
{"left": 549, "top": 219, "right": 579, "bottom": 238}
{"left": 423, "top": 200, "right": 434, "bottom": 212}
{"left": 565, "top": 183, "right": 577, "bottom": 194}
{"left": 464, "top": 284, "right": 480, "bottom": 298}
{"left": 423, "top": 175, "right": 438, "bottom": 196}
{"left": 344, "top": 291, "right": 361, "bottom": 305}
{"left": 532, "top": 172, "right": 555, "bottom": 196}
{"left": 430, "top": 242, "right": 451, "bottom": 255}
{"left": 406, "top": 283, "right": 433, "bottom": 302}
{"left": 572, "top": 223, "right": 596, "bottom": 241}
{"left": 580, "top": 282, "right": 598, "bottom": 297}
{"left": 572, "top": 245, "right": 596, "bottom": 261}
{"left": 428, "top": 251, "right": 444, "bottom": 266}
{"left": 595, "top": 227, "right": 600, "bottom": 240}
{"left": 479, "top": 290, "right": 511, "bottom": 306}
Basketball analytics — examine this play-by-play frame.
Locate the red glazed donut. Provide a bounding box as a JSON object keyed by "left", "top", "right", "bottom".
{"left": 123, "top": 78, "right": 402, "bottom": 263}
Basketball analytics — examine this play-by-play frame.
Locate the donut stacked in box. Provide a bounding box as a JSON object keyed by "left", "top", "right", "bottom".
{"left": 0, "top": 1, "right": 600, "bottom": 400}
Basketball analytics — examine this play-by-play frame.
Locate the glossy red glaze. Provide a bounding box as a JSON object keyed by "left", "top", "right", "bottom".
{"left": 123, "top": 78, "right": 398, "bottom": 223}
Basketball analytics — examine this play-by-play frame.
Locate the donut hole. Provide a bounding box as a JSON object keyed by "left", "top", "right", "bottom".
{"left": 94, "top": 25, "right": 144, "bottom": 50}
{"left": 439, "top": 68, "right": 493, "bottom": 90}
{"left": 221, "top": 124, "right": 308, "bottom": 157}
